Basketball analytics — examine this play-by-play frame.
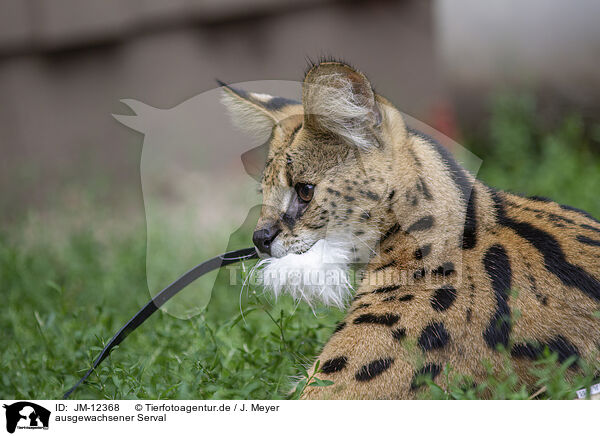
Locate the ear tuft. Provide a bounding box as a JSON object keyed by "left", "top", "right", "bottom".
{"left": 302, "top": 62, "right": 381, "bottom": 149}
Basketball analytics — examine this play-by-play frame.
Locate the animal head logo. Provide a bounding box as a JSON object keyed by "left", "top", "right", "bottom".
{"left": 3, "top": 402, "right": 50, "bottom": 433}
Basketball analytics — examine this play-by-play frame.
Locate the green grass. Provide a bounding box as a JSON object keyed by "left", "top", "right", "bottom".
{"left": 0, "top": 227, "right": 345, "bottom": 399}
{"left": 469, "top": 93, "right": 600, "bottom": 217}
{"left": 1, "top": 94, "right": 599, "bottom": 400}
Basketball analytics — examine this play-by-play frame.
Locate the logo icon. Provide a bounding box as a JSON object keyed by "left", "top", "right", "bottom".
{"left": 3, "top": 402, "right": 50, "bottom": 433}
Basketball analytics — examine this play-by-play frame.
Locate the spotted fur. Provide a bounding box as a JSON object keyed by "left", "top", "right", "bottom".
{"left": 221, "top": 60, "right": 600, "bottom": 399}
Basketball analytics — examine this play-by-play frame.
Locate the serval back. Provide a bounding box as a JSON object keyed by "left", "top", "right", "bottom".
{"left": 221, "top": 60, "right": 600, "bottom": 399}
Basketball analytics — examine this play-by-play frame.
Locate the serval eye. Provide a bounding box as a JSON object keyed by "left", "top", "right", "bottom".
{"left": 296, "top": 183, "right": 315, "bottom": 202}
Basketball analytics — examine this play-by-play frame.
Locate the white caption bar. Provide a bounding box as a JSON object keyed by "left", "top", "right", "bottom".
{"left": 0, "top": 400, "right": 598, "bottom": 435}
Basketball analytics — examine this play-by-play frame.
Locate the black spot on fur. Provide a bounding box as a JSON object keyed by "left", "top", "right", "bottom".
{"left": 529, "top": 195, "right": 552, "bottom": 203}
{"left": 353, "top": 313, "right": 399, "bottom": 326}
{"left": 381, "top": 223, "right": 401, "bottom": 242}
{"left": 408, "top": 145, "right": 422, "bottom": 168}
{"left": 431, "top": 285, "right": 457, "bottom": 311}
{"left": 432, "top": 262, "right": 456, "bottom": 277}
{"left": 388, "top": 190, "right": 396, "bottom": 201}
{"left": 547, "top": 212, "right": 575, "bottom": 225}
{"left": 418, "top": 322, "right": 450, "bottom": 351}
{"left": 559, "top": 203, "right": 600, "bottom": 224}
{"left": 416, "top": 176, "right": 433, "bottom": 200}
{"left": 327, "top": 187, "right": 340, "bottom": 196}
{"left": 462, "top": 188, "right": 478, "bottom": 249}
{"left": 511, "top": 342, "right": 543, "bottom": 360}
{"left": 391, "top": 328, "right": 406, "bottom": 342}
{"left": 411, "top": 363, "right": 441, "bottom": 390}
{"left": 360, "top": 211, "right": 371, "bottom": 221}
{"left": 374, "top": 261, "right": 397, "bottom": 272}
{"left": 581, "top": 224, "right": 600, "bottom": 234}
{"left": 333, "top": 322, "right": 346, "bottom": 333}
{"left": 413, "top": 268, "right": 426, "bottom": 280}
{"left": 548, "top": 336, "right": 580, "bottom": 367}
{"left": 372, "top": 285, "right": 400, "bottom": 294}
{"left": 365, "top": 191, "right": 380, "bottom": 201}
{"left": 321, "top": 356, "right": 348, "bottom": 374}
{"left": 355, "top": 357, "right": 394, "bottom": 382}
{"left": 414, "top": 244, "right": 432, "bottom": 260}
{"left": 511, "top": 336, "right": 580, "bottom": 367}
{"left": 398, "top": 295, "right": 414, "bottom": 302}
{"left": 355, "top": 303, "right": 371, "bottom": 310}
{"left": 466, "top": 308, "right": 472, "bottom": 323}
{"left": 352, "top": 292, "right": 368, "bottom": 301}
{"left": 482, "top": 244, "right": 512, "bottom": 349}
{"left": 576, "top": 234, "right": 600, "bottom": 247}
{"left": 492, "top": 191, "right": 600, "bottom": 302}
{"left": 407, "top": 216, "right": 434, "bottom": 233}
{"left": 526, "top": 273, "right": 548, "bottom": 305}
{"left": 344, "top": 195, "right": 355, "bottom": 202}
{"left": 382, "top": 296, "right": 395, "bottom": 302}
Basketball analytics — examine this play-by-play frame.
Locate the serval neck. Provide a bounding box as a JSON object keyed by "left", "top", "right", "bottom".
{"left": 377, "top": 125, "right": 483, "bottom": 270}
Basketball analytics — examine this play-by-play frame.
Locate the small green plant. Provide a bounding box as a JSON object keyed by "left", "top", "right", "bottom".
{"left": 289, "top": 360, "right": 334, "bottom": 400}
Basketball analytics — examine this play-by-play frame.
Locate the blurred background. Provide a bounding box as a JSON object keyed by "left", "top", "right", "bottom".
{"left": 1, "top": 0, "right": 599, "bottom": 399}
{"left": 1, "top": 0, "right": 600, "bottom": 225}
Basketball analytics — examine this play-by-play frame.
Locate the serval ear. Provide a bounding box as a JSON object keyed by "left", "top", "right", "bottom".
{"left": 219, "top": 80, "right": 300, "bottom": 138}
{"left": 302, "top": 62, "right": 382, "bottom": 149}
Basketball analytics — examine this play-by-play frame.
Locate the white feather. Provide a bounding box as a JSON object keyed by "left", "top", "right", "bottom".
{"left": 255, "top": 239, "right": 353, "bottom": 309}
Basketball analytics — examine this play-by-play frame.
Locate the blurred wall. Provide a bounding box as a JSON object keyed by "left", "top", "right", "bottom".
{"left": 1, "top": 0, "right": 599, "bottom": 224}
{"left": 0, "top": 0, "right": 440, "bottom": 223}
{"left": 434, "top": 0, "right": 600, "bottom": 127}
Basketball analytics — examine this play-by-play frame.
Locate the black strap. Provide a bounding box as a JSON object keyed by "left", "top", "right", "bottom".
{"left": 63, "top": 247, "right": 258, "bottom": 399}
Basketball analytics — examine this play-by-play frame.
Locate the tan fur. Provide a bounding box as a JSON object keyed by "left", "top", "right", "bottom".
{"left": 222, "top": 61, "right": 600, "bottom": 399}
